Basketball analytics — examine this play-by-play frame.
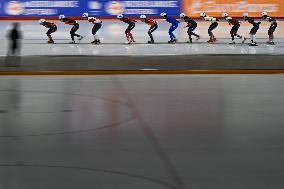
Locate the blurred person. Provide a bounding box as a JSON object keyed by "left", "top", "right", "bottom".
{"left": 200, "top": 12, "right": 218, "bottom": 44}
{"left": 140, "top": 15, "right": 158, "bottom": 44}
{"left": 180, "top": 13, "right": 200, "bottom": 43}
{"left": 243, "top": 13, "right": 261, "bottom": 46}
{"left": 7, "top": 22, "right": 21, "bottom": 56}
{"left": 160, "top": 12, "right": 179, "bottom": 43}
{"left": 117, "top": 14, "right": 137, "bottom": 44}
{"left": 82, "top": 13, "right": 102, "bottom": 44}
{"left": 59, "top": 15, "right": 83, "bottom": 44}
{"left": 222, "top": 13, "right": 246, "bottom": 44}
{"left": 261, "top": 12, "right": 277, "bottom": 45}
{"left": 39, "top": 19, "right": 57, "bottom": 44}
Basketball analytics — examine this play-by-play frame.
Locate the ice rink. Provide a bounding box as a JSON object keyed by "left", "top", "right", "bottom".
{"left": 1, "top": 75, "right": 284, "bottom": 189}
{"left": 0, "top": 20, "right": 284, "bottom": 56}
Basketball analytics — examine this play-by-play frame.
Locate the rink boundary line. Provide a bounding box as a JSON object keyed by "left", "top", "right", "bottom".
{"left": 1, "top": 70, "right": 284, "bottom": 75}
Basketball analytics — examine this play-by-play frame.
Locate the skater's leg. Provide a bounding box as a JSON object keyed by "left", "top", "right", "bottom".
{"left": 230, "top": 25, "right": 238, "bottom": 41}
{"left": 187, "top": 26, "right": 194, "bottom": 43}
{"left": 268, "top": 23, "right": 277, "bottom": 43}
{"left": 169, "top": 26, "right": 174, "bottom": 41}
{"left": 125, "top": 23, "right": 135, "bottom": 42}
{"left": 70, "top": 26, "right": 75, "bottom": 42}
{"left": 92, "top": 24, "right": 102, "bottom": 37}
{"left": 148, "top": 30, "right": 154, "bottom": 42}
{"left": 148, "top": 24, "right": 158, "bottom": 42}
{"left": 249, "top": 33, "right": 257, "bottom": 46}
{"left": 230, "top": 29, "right": 235, "bottom": 41}
{"left": 128, "top": 32, "right": 134, "bottom": 41}
{"left": 92, "top": 23, "right": 102, "bottom": 43}
{"left": 236, "top": 34, "right": 242, "bottom": 39}
{"left": 250, "top": 34, "right": 253, "bottom": 44}
{"left": 46, "top": 26, "right": 57, "bottom": 43}
{"left": 125, "top": 31, "right": 131, "bottom": 42}
{"left": 47, "top": 34, "right": 53, "bottom": 41}
{"left": 234, "top": 24, "right": 241, "bottom": 38}
{"left": 191, "top": 24, "right": 200, "bottom": 40}
{"left": 169, "top": 24, "right": 178, "bottom": 41}
{"left": 172, "top": 24, "right": 178, "bottom": 40}
{"left": 249, "top": 24, "right": 259, "bottom": 45}
{"left": 128, "top": 23, "right": 135, "bottom": 41}
{"left": 191, "top": 31, "right": 199, "bottom": 38}
{"left": 47, "top": 30, "right": 53, "bottom": 42}
{"left": 125, "top": 25, "right": 131, "bottom": 42}
{"left": 252, "top": 34, "right": 256, "bottom": 43}
{"left": 208, "top": 22, "right": 218, "bottom": 42}
{"left": 71, "top": 23, "right": 82, "bottom": 41}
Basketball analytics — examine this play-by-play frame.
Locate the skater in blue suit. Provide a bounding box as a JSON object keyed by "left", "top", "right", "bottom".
{"left": 160, "top": 12, "right": 179, "bottom": 43}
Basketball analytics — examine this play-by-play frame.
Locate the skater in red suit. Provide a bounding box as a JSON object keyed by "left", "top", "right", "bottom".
{"left": 117, "top": 14, "right": 136, "bottom": 44}
{"left": 140, "top": 15, "right": 158, "bottom": 44}
{"left": 222, "top": 13, "right": 246, "bottom": 44}
{"left": 59, "top": 15, "right": 83, "bottom": 44}
{"left": 82, "top": 13, "right": 102, "bottom": 44}
{"left": 39, "top": 19, "right": 57, "bottom": 44}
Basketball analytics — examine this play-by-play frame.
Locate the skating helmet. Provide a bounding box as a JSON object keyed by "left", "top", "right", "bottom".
{"left": 180, "top": 13, "right": 186, "bottom": 18}
{"left": 261, "top": 12, "right": 268, "bottom": 17}
{"left": 243, "top": 13, "right": 249, "bottom": 17}
{"left": 117, "top": 14, "right": 123, "bottom": 19}
{"left": 160, "top": 12, "right": 167, "bottom": 17}
{"left": 222, "top": 12, "right": 228, "bottom": 18}
{"left": 82, "top": 13, "right": 89, "bottom": 18}
{"left": 59, "top": 15, "right": 65, "bottom": 19}
{"left": 140, "top": 15, "right": 146, "bottom": 19}
{"left": 39, "top": 19, "right": 45, "bottom": 24}
{"left": 200, "top": 12, "right": 206, "bottom": 17}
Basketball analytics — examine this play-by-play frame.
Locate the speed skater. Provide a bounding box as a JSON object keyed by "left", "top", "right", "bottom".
{"left": 160, "top": 12, "right": 180, "bottom": 43}
{"left": 200, "top": 12, "right": 219, "bottom": 43}
{"left": 140, "top": 15, "right": 158, "bottom": 43}
{"left": 117, "top": 14, "right": 137, "bottom": 44}
{"left": 59, "top": 15, "right": 83, "bottom": 44}
{"left": 82, "top": 13, "right": 102, "bottom": 44}
{"left": 39, "top": 19, "right": 57, "bottom": 44}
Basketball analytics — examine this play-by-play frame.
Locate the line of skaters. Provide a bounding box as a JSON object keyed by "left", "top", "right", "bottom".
{"left": 38, "top": 12, "right": 277, "bottom": 46}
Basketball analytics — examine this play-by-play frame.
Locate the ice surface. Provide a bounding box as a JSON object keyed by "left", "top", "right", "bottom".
{"left": 1, "top": 75, "right": 284, "bottom": 189}
{"left": 0, "top": 20, "right": 284, "bottom": 56}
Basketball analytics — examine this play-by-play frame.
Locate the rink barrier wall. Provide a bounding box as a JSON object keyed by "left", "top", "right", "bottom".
{"left": 0, "top": 0, "right": 181, "bottom": 18}
{"left": 1, "top": 0, "right": 284, "bottom": 19}
{"left": 183, "top": 0, "right": 284, "bottom": 18}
